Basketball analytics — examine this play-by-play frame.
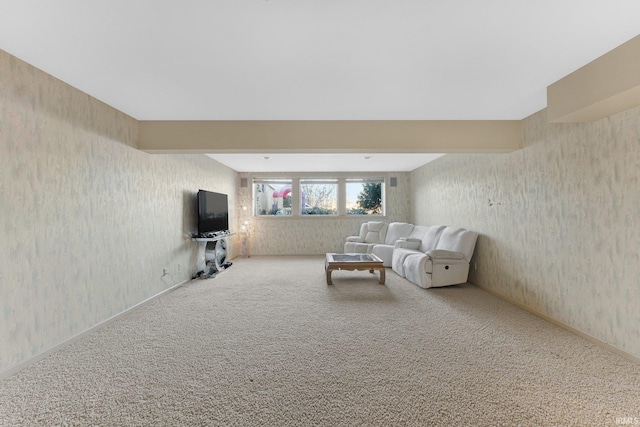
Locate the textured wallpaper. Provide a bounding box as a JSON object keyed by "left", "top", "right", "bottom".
{"left": 242, "top": 173, "right": 412, "bottom": 255}
{"left": 0, "top": 50, "right": 238, "bottom": 374}
{"left": 411, "top": 108, "right": 640, "bottom": 359}
{"left": 5, "top": 38, "right": 639, "bottom": 374}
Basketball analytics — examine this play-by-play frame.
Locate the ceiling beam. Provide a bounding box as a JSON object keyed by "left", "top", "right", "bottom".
{"left": 547, "top": 34, "right": 640, "bottom": 123}
{"left": 138, "top": 120, "right": 521, "bottom": 153}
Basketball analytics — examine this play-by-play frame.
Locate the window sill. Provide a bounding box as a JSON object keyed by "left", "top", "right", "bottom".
{"left": 253, "top": 215, "right": 387, "bottom": 220}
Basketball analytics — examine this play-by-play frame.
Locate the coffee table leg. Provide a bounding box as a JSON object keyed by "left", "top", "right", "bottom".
{"left": 378, "top": 268, "right": 385, "bottom": 285}
{"left": 326, "top": 267, "right": 333, "bottom": 286}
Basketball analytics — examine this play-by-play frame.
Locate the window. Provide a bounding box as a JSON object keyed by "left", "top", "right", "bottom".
{"left": 253, "top": 179, "right": 292, "bottom": 216}
{"left": 300, "top": 179, "right": 338, "bottom": 215}
{"left": 251, "top": 177, "right": 385, "bottom": 217}
{"left": 346, "top": 178, "right": 384, "bottom": 215}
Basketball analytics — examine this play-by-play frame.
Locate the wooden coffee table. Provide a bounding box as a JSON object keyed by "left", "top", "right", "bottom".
{"left": 325, "top": 253, "right": 385, "bottom": 286}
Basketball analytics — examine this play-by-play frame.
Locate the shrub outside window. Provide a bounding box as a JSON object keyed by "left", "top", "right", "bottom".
{"left": 300, "top": 179, "right": 338, "bottom": 215}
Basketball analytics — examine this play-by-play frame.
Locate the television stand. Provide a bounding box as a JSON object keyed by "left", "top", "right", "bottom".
{"left": 194, "top": 233, "right": 235, "bottom": 279}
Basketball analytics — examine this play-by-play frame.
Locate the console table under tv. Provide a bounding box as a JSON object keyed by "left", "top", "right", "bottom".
{"left": 194, "top": 233, "right": 235, "bottom": 279}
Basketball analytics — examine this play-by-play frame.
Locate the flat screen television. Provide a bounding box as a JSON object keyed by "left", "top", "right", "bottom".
{"left": 197, "top": 190, "right": 229, "bottom": 236}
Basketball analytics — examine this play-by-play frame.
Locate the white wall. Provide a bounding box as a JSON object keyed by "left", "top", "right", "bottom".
{"left": 0, "top": 50, "right": 238, "bottom": 375}
{"left": 411, "top": 107, "right": 640, "bottom": 359}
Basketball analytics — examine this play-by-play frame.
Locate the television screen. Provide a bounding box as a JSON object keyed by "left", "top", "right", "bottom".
{"left": 197, "top": 190, "right": 229, "bottom": 236}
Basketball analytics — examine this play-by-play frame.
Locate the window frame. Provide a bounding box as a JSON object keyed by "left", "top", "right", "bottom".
{"left": 251, "top": 174, "right": 386, "bottom": 218}
{"left": 252, "top": 178, "right": 294, "bottom": 217}
{"left": 300, "top": 178, "right": 339, "bottom": 216}
{"left": 345, "top": 177, "right": 385, "bottom": 216}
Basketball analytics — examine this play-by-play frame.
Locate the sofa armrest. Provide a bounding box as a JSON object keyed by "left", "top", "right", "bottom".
{"left": 394, "top": 238, "right": 421, "bottom": 250}
{"left": 425, "top": 250, "right": 465, "bottom": 260}
{"left": 346, "top": 236, "right": 365, "bottom": 243}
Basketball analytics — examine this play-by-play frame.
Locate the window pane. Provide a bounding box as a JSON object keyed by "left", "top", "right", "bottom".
{"left": 253, "top": 179, "right": 292, "bottom": 216}
{"left": 346, "top": 179, "right": 384, "bottom": 215}
{"left": 300, "top": 179, "right": 338, "bottom": 215}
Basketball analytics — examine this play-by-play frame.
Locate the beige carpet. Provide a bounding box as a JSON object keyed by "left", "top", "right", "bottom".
{"left": 1, "top": 256, "right": 639, "bottom": 426}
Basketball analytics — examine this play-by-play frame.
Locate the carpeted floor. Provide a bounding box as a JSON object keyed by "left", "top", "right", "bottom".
{"left": 1, "top": 256, "right": 639, "bottom": 426}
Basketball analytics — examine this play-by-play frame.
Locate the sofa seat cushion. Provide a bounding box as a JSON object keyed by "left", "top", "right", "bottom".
{"left": 345, "top": 242, "right": 375, "bottom": 254}
{"left": 371, "top": 244, "right": 394, "bottom": 267}
{"left": 392, "top": 248, "right": 421, "bottom": 277}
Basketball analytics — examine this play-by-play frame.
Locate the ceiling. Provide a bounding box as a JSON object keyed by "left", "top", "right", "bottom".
{"left": 1, "top": 0, "right": 640, "bottom": 171}
{"left": 206, "top": 153, "right": 446, "bottom": 172}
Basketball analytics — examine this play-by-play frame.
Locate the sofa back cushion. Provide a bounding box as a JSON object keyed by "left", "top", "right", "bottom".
{"left": 385, "top": 222, "right": 414, "bottom": 245}
{"left": 420, "top": 225, "right": 446, "bottom": 252}
{"left": 407, "top": 225, "right": 427, "bottom": 240}
{"left": 357, "top": 222, "right": 369, "bottom": 239}
{"left": 435, "top": 227, "right": 478, "bottom": 262}
{"left": 363, "top": 221, "right": 388, "bottom": 243}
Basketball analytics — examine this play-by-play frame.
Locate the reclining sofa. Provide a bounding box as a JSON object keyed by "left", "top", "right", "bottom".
{"left": 344, "top": 222, "right": 478, "bottom": 289}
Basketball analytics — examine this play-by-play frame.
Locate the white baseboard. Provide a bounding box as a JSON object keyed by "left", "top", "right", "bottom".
{"left": 0, "top": 279, "right": 191, "bottom": 381}
{"left": 472, "top": 282, "right": 640, "bottom": 365}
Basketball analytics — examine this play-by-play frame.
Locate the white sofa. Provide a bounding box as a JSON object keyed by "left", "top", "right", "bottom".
{"left": 343, "top": 221, "right": 388, "bottom": 254}
{"left": 371, "top": 222, "right": 416, "bottom": 266}
{"left": 391, "top": 225, "right": 446, "bottom": 276}
{"left": 344, "top": 222, "right": 478, "bottom": 288}
{"left": 344, "top": 222, "right": 414, "bottom": 266}
{"left": 392, "top": 226, "right": 478, "bottom": 288}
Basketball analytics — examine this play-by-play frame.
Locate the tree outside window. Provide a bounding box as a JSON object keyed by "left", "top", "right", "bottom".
{"left": 346, "top": 179, "right": 383, "bottom": 215}
{"left": 301, "top": 179, "right": 337, "bottom": 215}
